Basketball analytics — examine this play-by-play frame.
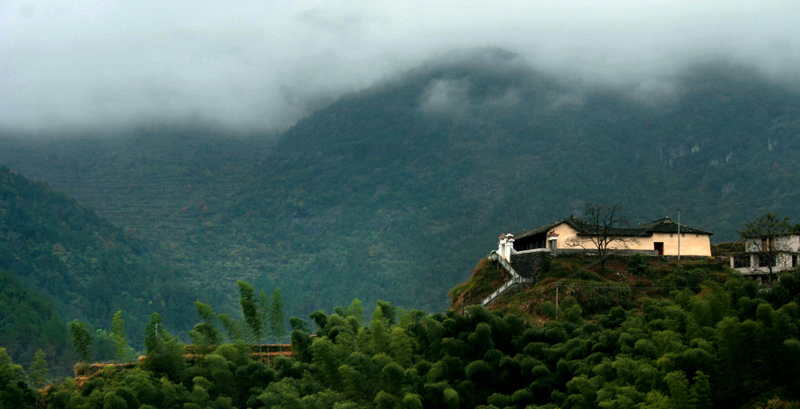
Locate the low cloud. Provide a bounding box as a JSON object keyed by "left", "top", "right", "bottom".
{"left": 419, "top": 79, "right": 471, "bottom": 117}
{"left": 1, "top": 1, "right": 799, "bottom": 134}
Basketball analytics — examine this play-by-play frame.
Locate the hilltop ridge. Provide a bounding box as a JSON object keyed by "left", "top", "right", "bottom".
{"left": 2, "top": 49, "right": 800, "bottom": 318}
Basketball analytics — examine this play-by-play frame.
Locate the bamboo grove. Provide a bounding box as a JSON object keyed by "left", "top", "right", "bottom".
{"left": 3, "top": 269, "right": 800, "bottom": 409}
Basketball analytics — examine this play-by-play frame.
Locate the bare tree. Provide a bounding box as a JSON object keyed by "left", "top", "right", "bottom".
{"left": 566, "top": 203, "right": 638, "bottom": 271}
{"left": 739, "top": 213, "right": 793, "bottom": 285}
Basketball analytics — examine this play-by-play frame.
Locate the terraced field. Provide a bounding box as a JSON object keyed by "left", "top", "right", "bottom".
{"left": 0, "top": 129, "right": 274, "bottom": 276}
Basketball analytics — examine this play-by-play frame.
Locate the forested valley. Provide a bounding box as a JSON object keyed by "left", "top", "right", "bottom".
{"left": 0, "top": 165, "right": 198, "bottom": 373}
{"left": 4, "top": 259, "right": 800, "bottom": 408}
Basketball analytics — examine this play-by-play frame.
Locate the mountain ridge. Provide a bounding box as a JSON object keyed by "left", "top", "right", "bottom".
{"left": 2, "top": 49, "right": 800, "bottom": 318}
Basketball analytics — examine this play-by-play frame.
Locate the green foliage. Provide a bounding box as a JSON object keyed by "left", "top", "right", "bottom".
{"left": 217, "top": 313, "right": 244, "bottom": 342}
{"left": 268, "top": 287, "right": 287, "bottom": 342}
{"left": 450, "top": 258, "right": 511, "bottom": 306}
{"left": 189, "top": 301, "right": 222, "bottom": 352}
{"left": 18, "top": 279, "right": 800, "bottom": 409}
{"left": 626, "top": 254, "right": 650, "bottom": 276}
{"left": 142, "top": 313, "right": 185, "bottom": 379}
{"left": 237, "top": 280, "right": 264, "bottom": 344}
{"left": 69, "top": 320, "right": 93, "bottom": 363}
{"left": 0, "top": 347, "right": 37, "bottom": 408}
{"left": 110, "top": 310, "right": 134, "bottom": 362}
{"left": 390, "top": 327, "right": 414, "bottom": 368}
{"left": 539, "top": 301, "right": 559, "bottom": 320}
{"left": 27, "top": 349, "right": 49, "bottom": 389}
{"left": 346, "top": 299, "right": 366, "bottom": 328}
{"left": 0, "top": 166, "right": 195, "bottom": 369}
{"left": 0, "top": 269, "right": 72, "bottom": 375}
{"left": 290, "top": 316, "right": 310, "bottom": 333}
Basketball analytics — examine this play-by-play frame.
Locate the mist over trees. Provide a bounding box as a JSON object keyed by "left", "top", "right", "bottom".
{"left": 2, "top": 51, "right": 800, "bottom": 397}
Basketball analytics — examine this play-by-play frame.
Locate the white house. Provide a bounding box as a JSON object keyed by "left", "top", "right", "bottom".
{"left": 507, "top": 216, "right": 713, "bottom": 258}
{"left": 732, "top": 234, "right": 800, "bottom": 277}
{"left": 483, "top": 216, "right": 714, "bottom": 306}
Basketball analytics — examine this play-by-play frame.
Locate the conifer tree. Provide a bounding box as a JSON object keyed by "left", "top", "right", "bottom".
{"left": 268, "top": 288, "right": 287, "bottom": 344}
{"left": 27, "top": 349, "right": 48, "bottom": 389}
{"left": 110, "top": 310, "right": 133, "bottom": 362}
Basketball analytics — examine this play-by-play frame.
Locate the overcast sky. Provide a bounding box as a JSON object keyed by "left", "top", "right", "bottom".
{"left": 2, "top": 1, "right": 799, "bottom": 134}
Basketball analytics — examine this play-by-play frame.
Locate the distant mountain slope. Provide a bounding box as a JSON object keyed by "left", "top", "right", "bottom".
{"left": 224, "top": 50, "right": 800, "bottom": 312}
{"left": 0, "top": 128, "right": 274, "bottom": 316}
{"left": 0, "top": 166, "right": 196, "bottom": 349}
{"left": 0, "top": 269, "right": 72, "bottom": 371}
{"left": 2, "top": 48, "right": 800, "bottom": 317}
{"left": 0, "top": 127, "right": 274, "bottom": 246}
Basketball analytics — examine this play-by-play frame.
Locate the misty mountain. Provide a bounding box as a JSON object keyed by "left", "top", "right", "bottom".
{"left": 2, "top": 48, "right": 800, "bottom": 318}
{"left": 220, "top": 49, "right": 800, "bottom": 313}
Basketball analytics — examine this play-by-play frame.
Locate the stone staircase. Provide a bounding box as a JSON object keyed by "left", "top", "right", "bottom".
{"left": 482, "top": 251, "right": 535, "bottom": 306}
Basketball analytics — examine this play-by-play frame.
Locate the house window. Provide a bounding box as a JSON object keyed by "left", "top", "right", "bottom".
{"left": 759, "top": 256, "right": 768, "bottom": 267}
{"left": 793, "top": 255, "right": 798, "bottom": 268}
{"left": 733, "top": 257, "right": 750, "bottom": 268}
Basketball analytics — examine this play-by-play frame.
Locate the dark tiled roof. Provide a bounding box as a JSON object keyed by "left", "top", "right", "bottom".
{"left": 564, "top": 217, "right": 651, "bottom": 237}
{"left": 514, "top": 219, "right": 571, "bottom": 240}
{"left": 515, "top": 216, "right": 712, "bottom": 239}
{"left": 635, "top": 217, "right": 713, "bottom": 235}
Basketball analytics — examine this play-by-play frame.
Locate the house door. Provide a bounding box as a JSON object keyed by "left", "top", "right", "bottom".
{"left": 654, "top": 242, "right": 664, "bottom": 255}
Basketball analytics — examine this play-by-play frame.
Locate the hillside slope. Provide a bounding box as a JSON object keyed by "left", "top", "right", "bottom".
{"left": 221, "top": 50, "right": 800, "bottom": 313}
{"left": 0, "top": 166, "right": 197, "bottom": 356}
{"left": 2, "top": 49, "right": 800, "bottom": 317}
{"left": 449, "top": 254, "right": 730, "bottom": 316}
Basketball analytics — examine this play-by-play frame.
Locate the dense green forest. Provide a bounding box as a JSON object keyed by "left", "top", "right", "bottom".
{"left": 3, "top": 259, "right": 800, "bottom": 409}
{"left": 0, "top": 166, "right": 199, "bottom": 370}
{"left": 2, "top": 49, "right": 800, "bottom": 322}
